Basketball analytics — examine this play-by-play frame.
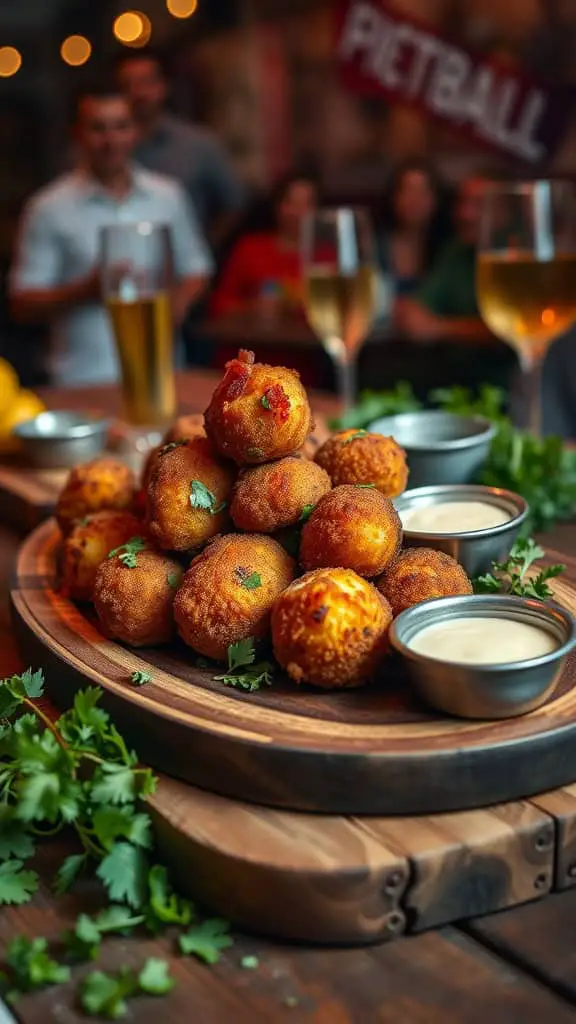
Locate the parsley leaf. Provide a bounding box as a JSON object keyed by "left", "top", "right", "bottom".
{"left": 93, "top": 806, "right": 152, "bottom": 851}
{"left": 108, "top": 537, "right": 147, "bottom": 569}
{"left": 215, "top": 663, "right": 274, "bottom": 693}
{"left": 227, "top": 637, "right": 256, "bottom": 671}
{"left": 96, "top": 842, "right": 149, "bottom": 908}
{"left": 138, "top": 958, "right": 175, "bottom": 996}
{"left": 2, "top": 936, "right": 70, "bottom": 998}
{"left": 241, "top": 955, "right": 260, "bottom": 970}
{"left": 356, "top": 483, "right": 376, "bottom": 489}
{"left": 189, "top": 479, "right": 226, "bottom": 515}
{"left": 342, "top": 430, "right": 367, "bottom": 445}
{"left": 19, "top": 668, "right": 45, "bottom": 699}
{"left": 63, "top": 913, "right": 103, "bottom": 961}
{"left": 179, "top": 918, "right": 233, "bottom": 964}
{"left": 167, "top": 572, "right": 180, "bottom": 589}
{"left": 159, "top": 440, "right": 187, "bottom": 456}
{"left": 0, "top": 807, "right": 35, "bottom": 860}
{"left": 130, "top": 670, "right": 152, "bottom": 687}
{"left": 91, "top": 763, "right": 145, "bottom": 805}
{"left": 473, "top": 537, "right": 565, "bottom": 600}
{"left": 236, "top": 568, "right": 262, "bottom": 590}
{"left": 0, "top": 859, "right": 39, "bottom": 905}
{"left": 54, "top": 853, "right": 87, "bottom": 895}
{"left": 330, "top": 382, "right": 421, "bottom": 430}
{"left": 80, "top": 967, "right": 138, "bottom": 1019}
{"left": 146, "top": 864, "right": 193, "bottom": 929}
{"left": 299, "top": 504, "right": 315, "bottom": 523}
{"left": 261, "top": 394, "right": 272, "bottom": 410}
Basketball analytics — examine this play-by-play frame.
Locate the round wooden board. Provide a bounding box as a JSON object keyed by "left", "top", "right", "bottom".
{"left": 11, "top": 519, "right": 576, "bottom": 816}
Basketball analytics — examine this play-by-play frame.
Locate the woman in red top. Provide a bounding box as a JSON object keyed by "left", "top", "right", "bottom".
{"left": 209, "top": 172, "right": 329, "bottom": 385}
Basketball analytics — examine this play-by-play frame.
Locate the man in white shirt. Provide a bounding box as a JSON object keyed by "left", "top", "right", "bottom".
{"left": 10, "top": 82, "right": 213, "bottom": 386}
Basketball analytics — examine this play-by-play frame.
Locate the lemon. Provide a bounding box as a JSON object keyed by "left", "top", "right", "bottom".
{"left": 0, "top": 389, "right": 46, "bottom": 437}
{"left": 0, "top": 358, "right": 19, "bottom": 415}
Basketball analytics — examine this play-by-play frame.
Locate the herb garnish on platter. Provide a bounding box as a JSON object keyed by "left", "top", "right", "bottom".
{"left": 473, "top": 538, "right": 565, "bottom": 600}
{"left": 214, "top": 637, "right": 274, "bottom": 692}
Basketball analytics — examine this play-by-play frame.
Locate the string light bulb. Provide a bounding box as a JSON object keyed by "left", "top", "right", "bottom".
{"left": 113, "top": 11, "right": 152, "bottom": 47}
{"left": 166, "top": 0, "right": 198, "bottom": 17}
{"left": 60, "top": 35, "right": 92, "bottom": 67}
{"left": 0, "top": 47, "right": 22, "bottom": 78}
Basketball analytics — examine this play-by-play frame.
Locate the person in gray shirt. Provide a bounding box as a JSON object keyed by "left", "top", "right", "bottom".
{"left": 115, "top": 48, "right": 245, "bottom": 247}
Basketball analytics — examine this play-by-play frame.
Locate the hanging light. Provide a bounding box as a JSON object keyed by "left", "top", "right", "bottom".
{"left": 166, "top": 0, "right": 198, "bottom": 18}
{"left": 61, "top": 35, "right": 92, "bottom": 67}
{"left": 0, "top": 47, "right": 22, "bottom": 78}
{"left": 113, "top": 11, "right": 152, "bottom": 48}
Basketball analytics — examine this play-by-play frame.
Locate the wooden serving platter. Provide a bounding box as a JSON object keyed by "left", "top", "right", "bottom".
{"left": 11, "top": 520, "right": 576, "bottom": 817}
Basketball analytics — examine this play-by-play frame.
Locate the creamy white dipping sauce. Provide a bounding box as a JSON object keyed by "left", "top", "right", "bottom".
{"left": 409, "top": 616, "right": 557, "bottom": 665}
{"left": 401, "top": 500, "right": 511, "bottom": 534}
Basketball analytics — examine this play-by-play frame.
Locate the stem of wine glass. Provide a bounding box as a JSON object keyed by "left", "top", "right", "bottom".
{"left": 333, "top": 349, "right": 357, "bottom": 411}
{"left": 520, "top": 354, "right": 543, "bottom": 436}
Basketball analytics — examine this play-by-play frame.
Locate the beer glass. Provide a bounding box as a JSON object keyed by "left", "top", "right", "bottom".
{"left": 477, "top": 181, "right": 576, "bottom": 433}
{"left": 302, "top": 209, "right": 377, "bottom": 410}
{"left": 101, "top": 222, "right": 176, "bottom": 430}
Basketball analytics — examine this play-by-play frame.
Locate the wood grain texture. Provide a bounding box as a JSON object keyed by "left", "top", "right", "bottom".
{"left": 11, "top": 520, "right": 576, "bottom": 816}
{"left": 531, "top": 784, "right": 576, "bottom": 890}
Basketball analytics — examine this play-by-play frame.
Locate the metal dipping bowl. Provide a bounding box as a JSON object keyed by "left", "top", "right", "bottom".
{"left": 395, "top": 484, "right": 529, "bottom": 577}
{"left": 368, "top": 410, "right": 496, "bottom": 488}
{"left": 14, "top": 411, "right": 110, "bottom": 469}
{"left": 390, "top": 594, "right": 576, "bottom": 719}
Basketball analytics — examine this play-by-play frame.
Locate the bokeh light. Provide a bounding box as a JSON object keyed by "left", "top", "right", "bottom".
{"left": 166, "top": 0, "right": 198, "bottom": 17}
{"left": 0, "top": 47, "right": 22, "bottom": 78}
{"left": 60, "top": 35, "right": 92, "bottom": 67}
{"left": 113, "top": 11, "right": 152, "bottom": 47}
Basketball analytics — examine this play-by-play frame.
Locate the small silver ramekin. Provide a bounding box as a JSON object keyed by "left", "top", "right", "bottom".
{"left": 394, "top": 483, "right": 529, "bottom": 576}
{"left": 14, "top": 411, "right": 110, "bottom": 469}
{"left": 368, "top": 410, "right": 496, "bottom": 488}
{"left": 390, "top": 594, "right": 576, "bottom": 719}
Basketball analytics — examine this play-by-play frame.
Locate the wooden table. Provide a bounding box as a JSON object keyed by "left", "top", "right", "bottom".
{"left": 2, "top": 374, "right": 576, "bottom": 1023}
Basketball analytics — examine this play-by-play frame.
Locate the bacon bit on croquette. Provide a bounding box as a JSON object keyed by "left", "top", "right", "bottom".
{"left": 261, "top": 384, "right": 291, "bottom": 423}
{"left": 224, "top": 349, "right": 254, "bottom": 400}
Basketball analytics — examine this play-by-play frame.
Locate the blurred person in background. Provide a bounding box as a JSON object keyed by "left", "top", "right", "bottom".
{"left": 115, "top": 49, "right": 245, "bottom": 248}
{"left": 397, "top": 174, "right": 515, "bottom": 391}
{"left": 10, "top": 83, "right": 212, "bottom": 387}
{"left": 377, "top": 159, "right": 449, "bottom": 302}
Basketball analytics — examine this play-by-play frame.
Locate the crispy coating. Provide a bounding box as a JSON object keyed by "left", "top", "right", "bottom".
{"left": 174, "top": 533, "right": 295, "bottom": 661}
{"left": 57, "top": 458, "right": 136, "bottom": 535}
{"left": 272, "top": 568, "right": 392, "bottom": 689}
{"left": 204, "top": 349, "right": 312, "bottom": 465}
{"left": 230, "top": 455, "right": 332, "bottom": 533}
{"left": 147, "top": 436, "right": 235, "bottom": 552}
{"left": 377, "top": 547, "right": 473, "bottom": 617}
{"left": 315, "top": 429, "right": 408, "bottom": 498}
{"left": 163, "top": 414, "right": 205, "bottom": 444}
{"left": 300, "top": 485, "right": 402, "bottom": 578}
{"left": 61, "top": 510, "right": 142, "bottom": 602}
{"left": 94, "top": 546, "right": 183, "bottom": 646}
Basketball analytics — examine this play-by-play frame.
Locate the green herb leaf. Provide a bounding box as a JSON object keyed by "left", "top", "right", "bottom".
{"left": 159, "top": 440, "right": 187, "bottom": 456}
{"left": 227, "top": 637, "right": 256, "bottom": 672}
{"left": 236, "top": 569, "right": 262, "bottom": 590}
{"left": 93, "top": 806, "right": 152, "bottom": 851}
{"left": 94, "top": 904, "right": 144, "bottom": 934}
{"left": 473, "top": 537, "right": 565, "bottom": 600}
{"left": 62, "top": 913, "right": 103, "bottom": 961}
{"left": 215, "top": 663, "right": 274, "bottom": 693}
{"left": 261, "top": 394, "right": 272, "bottom": 410}
{"left": 53, "top": 853, "right": 87, "bottom": 895}
{"left": 3, "top": 936, "right": 70, "bottom": 994}
{"left": 356, "top": 483, "right": 376, "bottom": 489}
{"left": 241, "top": 955, "right": 259, "bottom": 970}
{"left": 108, "top": 537, "right": 147, "bottom": 569}
{"left": 0, "top": 807, "right": 35, "bottom": 860}
{"left": 299, "top": 504, "right": 315, "bottom": 523}
{"left": 96, "top": 842, "right": 149, "bottom": 909}
{"left": 167, "top": 572, "right": 180, "bottom": 590}
{"left": 130, "top": 670, "right": 152, "bottom": 687}
{"left": 330, "top": 382, "right": 421, "bottom": 431}
{"left": 342, "top": 430, "right": 367, "bottom": 445}
{"left": 19, "top": 668, "right": 45, "bottom": 699}
{"left": 91, "top": 763, "right": 143, "bottom": 805}
{"left": 138, "top": 958, "right": 175, "bottom": 996}
{"left": 179, "top": 918, "right": 233, "bottom": 964}
{"left": 146, "top": 864, "right": 193, "bottom": 929}
{"left": 189, "top": 479, "right": 226, "bottom": 515}
{"left": 0, "top": 859, "right": 39, "bottom": 905}
{"left": 80, "top": 967, "right": 138, "bottom": 1019}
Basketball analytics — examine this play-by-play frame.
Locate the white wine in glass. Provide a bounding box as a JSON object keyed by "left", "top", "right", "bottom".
{"left": 477, "top": 181, "right": 576, "bottom": 432}
{"left": 302, "top": 209, "right": 377, "bottom": 410}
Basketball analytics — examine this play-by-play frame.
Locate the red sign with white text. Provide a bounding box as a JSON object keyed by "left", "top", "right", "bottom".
{"left": 336, "top": 0, "right": 570, "bottom": 164}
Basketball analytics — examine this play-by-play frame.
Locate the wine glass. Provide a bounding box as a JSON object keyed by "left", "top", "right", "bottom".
{"left": 477, "top": 181, "right": 576, "bottom": 434}
{"left": 101, "top": 222, "right": 176, "bottom": 446}
{"left": 301, "top": 208, "right": 377, "bottom": 410}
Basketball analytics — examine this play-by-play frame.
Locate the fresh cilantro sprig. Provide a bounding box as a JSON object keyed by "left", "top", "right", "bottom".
{"left": 214, "top": 638, "right": 274, "bottom": 692}
{"left": 189, "top": 479, "right": 226, "bottom": 515}
{"left": 473, "top": 537, "right": 565, "bottom": 600}
{"left": 342, "top": 430, "right": 367, "bottom": 445}
{"left": 80, "top": 958, "right": 175, "bottom": 1019}
{"left": 108, "top": 537, "right": 147, "bottom": 569}
{"left": 130, "top": 671, "right": 153, "bottom": 687}
{"left": 235, "top": 568, "right": 262, "bottom": 590}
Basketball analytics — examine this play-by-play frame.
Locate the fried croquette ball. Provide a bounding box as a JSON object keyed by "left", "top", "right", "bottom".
{"left": 230, "top": 455, "right": 332, "bottom": 533}
{"left": 174, "top": 533, "right": 295, "bottom": 662}
{"left": 377, "top": 547, "right": 472, "bottom": 617}
{"left": 272, "top": 568, "right": 392, "bottom": 689}
{"left": 57, "top": 458, "right": 136, "bottom": 535}
{"left": 147, "top": 436, "right": 234, "bottom": 552}
{"left": 94, "top": 544, "right": 183, "bottom": 646}
{"left": 315, "top": 429, "right": 408, "bottom": 498}
{"left": 204, "top": 349, "right": 312, "bottom": 465}
{"left": 61, "top": 510, "right": 142, "bottom": 602}
{"left": 163, "top": 414, "right": 205, "bottom": 444}
{"left": 300, "top": 485, "right": 401, "bottom": 578}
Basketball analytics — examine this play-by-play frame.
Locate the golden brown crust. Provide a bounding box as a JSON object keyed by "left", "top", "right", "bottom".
{"left": 174, "top": 533, "right": 295, "bottom": 661}
{"left": 271, "top": 567, "right": 392, "bottom": 689}
{"left": 56, "top": 458, "right": 136, "bottom": 535}
{"left": 163, "top": 414, "right": 205, "bottom": 444}
{"left": 146, "top": 436, "right": 235, "bottom": 552}
{"left": 377, "top": 547, "right": 472, "bottom": 617}
{"left": 93, "top": 546, "right": 183, "bottom": 646}
{"left": 315, "top": 429, "right": 408, "bottom": 498}
{"left": 230, "top": 456, "right": 332, "bottom": 533}
{"left": 204, "top": 349, "right": 312, "bottom": 465}
{"left": 299, "top": 485, "right": 402, "bottom": 578}
{"left": 61, "top": 511, "right": 142, "bottom": 602}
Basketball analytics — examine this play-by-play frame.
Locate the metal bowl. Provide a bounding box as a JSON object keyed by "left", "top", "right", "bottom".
{"left": 368, "top": 410, "right": 496, "bottom": 488}
{"left": 395, "top": 484, "right": 529, "bottom": 577}
{"left": 14, "top": 411, "right": 110, "bottom": 469}
{"left": 390, "top": 594, "right": 576, "bottom": 719}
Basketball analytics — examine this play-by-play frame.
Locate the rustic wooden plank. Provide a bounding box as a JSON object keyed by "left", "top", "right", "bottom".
{"left": 356, "top": 801, "right": 554, "bottom": 932}
{"left": 530, "top": 785, "right": 576, "bottom": 890}
{"left": 466, "top": 887, "right": 576, "bottom": 1005}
